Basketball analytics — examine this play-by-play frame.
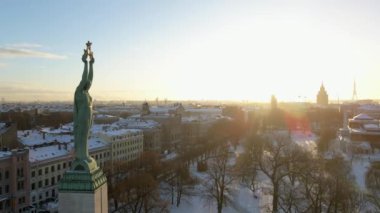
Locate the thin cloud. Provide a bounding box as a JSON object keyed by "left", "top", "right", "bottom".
{"left": 0, "top": 83, "right": 72, "bottom": 101}
{"left": 6, "top": 43, "right": 43, "bottom": 48}
{"left": 0, "top": 44, "right": 66, "bottom": 60}
{"left": 0, "top": 86, "right": 69, "bottom": 95}
{"left": 0, "top": 63, "right": 6, "bottom": 69}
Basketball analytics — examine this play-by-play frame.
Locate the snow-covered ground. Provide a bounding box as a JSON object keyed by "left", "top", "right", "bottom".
{"left": 168, "top": 133, "right": 380, "bottom": 213}
{"left": 351, "top": 152, "right": 380, "bottom": 191}
{"left": 170, "top": 163, "right": 262, "bottom": 213}
{"left": 169, "top": 144, "right": 265, "bottom": 213}
{"left": 170, "top": 187, "right": 261, "bottom": 213}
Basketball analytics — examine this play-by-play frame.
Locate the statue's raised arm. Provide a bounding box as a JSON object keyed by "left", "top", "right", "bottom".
{"left": 78, "top": 49, "right": 89, "bottom": 90}
{"left": 87, "top": 52, "right": 94, "bottom": 90}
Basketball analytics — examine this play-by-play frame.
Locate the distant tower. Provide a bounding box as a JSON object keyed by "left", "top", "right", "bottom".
{"left": 271, "top": 95, "right": 277, "bottom": 110}
{"left": 316, "top": 83, "right": 329, "bottom": 105}
{"left": 142, "top": 101, "right": 150, "bottom": 116}
{"left": 352, "top": 80, "right": 358, "bottom": 101}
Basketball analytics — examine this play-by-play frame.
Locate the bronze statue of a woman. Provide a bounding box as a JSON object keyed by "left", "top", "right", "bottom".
{"left": 73, "top": 42, "right": 95, "bottom": 167}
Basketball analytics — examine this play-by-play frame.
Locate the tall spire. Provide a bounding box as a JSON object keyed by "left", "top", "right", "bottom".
{"left": 317, "top": 82, "right": 328, "bottom": 105}
{"left": 352, "top": 80, "right": 358, "bottom": 101}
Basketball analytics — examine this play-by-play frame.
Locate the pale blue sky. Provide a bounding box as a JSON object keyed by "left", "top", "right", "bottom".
{"left": 1, "top": 0, "right": 380, "bottom": 102}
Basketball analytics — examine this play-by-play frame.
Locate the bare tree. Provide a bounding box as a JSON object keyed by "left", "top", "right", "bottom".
{"left": 115, "top": 172, "right": 169, "bottom": 213}
{"left": 163, "top": 161, "right": 198, "bottom": 207}
{"left": 324, "top": 155, "right": 362, "bottom": 213}
{"left": 235, "top": 134, "right": 261, "bottom": 197}
{"left": 239, "top": 132, "right": 309, "bottom": 212}
{"left": 203, "top": 146, "right": 234, "bottom": 213}
{"left": 365, "top": 161, "right": 380, "bottom": 211}
{"left": 254, "top": 134, "right": 295, "bottom": 212}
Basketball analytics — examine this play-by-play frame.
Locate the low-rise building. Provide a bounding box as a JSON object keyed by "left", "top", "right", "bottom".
{"left": 29, "top": 144, "right": 73, "bottom": 207}
{"left": 28, "top": 138, "right": 109, "bottom": 208}
{"left": 0, "top": 148, "right": 30, "bottom": 213}
{"left": 348, "top": 113, "right": 380, "bottom": 148}
{"left": 117, "top": 118, "right": 162, "bottom": 152}
{"left": 98, "top": 129, "right": 143, "bottom": 164}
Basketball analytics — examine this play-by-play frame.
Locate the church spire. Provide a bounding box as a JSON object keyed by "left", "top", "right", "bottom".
{"left": 352, "top": 80, "right": 358, "bottom": 101}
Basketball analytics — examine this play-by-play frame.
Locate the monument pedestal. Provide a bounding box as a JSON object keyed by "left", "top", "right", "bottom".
{"left": 58, "top": 159, "right": 108, "bottom": 213}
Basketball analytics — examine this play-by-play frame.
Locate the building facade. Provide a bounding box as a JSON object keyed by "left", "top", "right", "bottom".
{"left": 97, "top": 129, "right": 143, "bottom": 164}
{"left": 0, "top": 149, "right": 30, "bottom": 213}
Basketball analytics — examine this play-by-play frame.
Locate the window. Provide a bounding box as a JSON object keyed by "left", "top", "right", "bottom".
{"left": 38, "top": 169, "right": 42, "bottom": 176}
{"left": 51, "top": 177, "right": 55, "bottom": 185}
{"left": 18, "top": 197, "right": 25, "bottom": 204}
{"left": 45, "top": 167, "right": 48, "bottom": 174}
{"left": 17, "top": 181, "right": 24, "bottom": 190}
{"left": 58, "top": 175, "right": 61, "bottom": 181}
{"left": 31, "top": 183, "right": 35, "bottom": 190}
{"left": 51, "top": 165, "right": 55, "bottom": 172}
{"left": 5, "top": 171, "right": 9, "bottom": 179}
{"left": 45, "top": 191, "right": 49, "bottom": 197}
{"left": 38, "top": 181, "right": 42, "bottom": 188}
{"left": 17, "top": 168, "right": 24, "bottom": 177}
{"left": 63, "top": 163, "right": 66, "bottom": 169}
{"left": 32, "top": 171, "right": 35, "bottom": 177}
{"left": 57, "top": 164, "right": 61, "bottom": 170}
{"left": 45, "top": 179, "right": 49, "bottom": 186}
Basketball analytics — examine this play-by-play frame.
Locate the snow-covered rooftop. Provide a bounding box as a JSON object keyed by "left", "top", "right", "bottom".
{"left": 29, "top": 138, "right": 108, "bottom": 163}
{"left": 185, "top": 107, "right": 222, "bottom": 114}
{"left": 0, "top": 151, "right": 11, "bottom": 159}
{"left": 95, "top": 114, "right": 118, "bottom": 119}
{"left": 29, "top": 143, "right": 74, "bottom": 163}
{"left": 117, "top": 118, "right": 160, "bottom": 129}
{"left": 40, "top": 124, "right": 73, "bottom": 134}
{"left": 181, "top": 114, "right": 226, "bottom": 123}
{"left": 100, "top": 128, "right": 142, "bottom": 137}
{"left": 363, "top": 123, "right": 380, "bottom": 130}
{"left": 18, "top": 130, "right": 73, "bottom": 146}
{"left": 88, "top": 137, "right": 109, "bottom": 150}
{"left": 358, "top": 104, "right": 380, "bottom": 111}
{"left": 352, "top": 113, "right": 374, "bottom": 121}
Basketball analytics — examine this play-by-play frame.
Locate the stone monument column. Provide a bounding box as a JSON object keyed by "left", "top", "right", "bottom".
{"left": 58, "top": 42, "right": 108, "bottom": 213}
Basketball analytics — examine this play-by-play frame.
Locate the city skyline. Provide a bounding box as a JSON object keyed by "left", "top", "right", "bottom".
{"left": 1, "top": 0, "right": 380, "bottom": 102}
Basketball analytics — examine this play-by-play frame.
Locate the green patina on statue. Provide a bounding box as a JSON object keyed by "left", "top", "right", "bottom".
{"left": 59, "top": 42, "right": 107, "bottom": 192}
{"left": 74, "top": 41, "right": 94, "bottom": 161}
{"left": 72, "top": 41, "right": 98, "bottom": 172}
